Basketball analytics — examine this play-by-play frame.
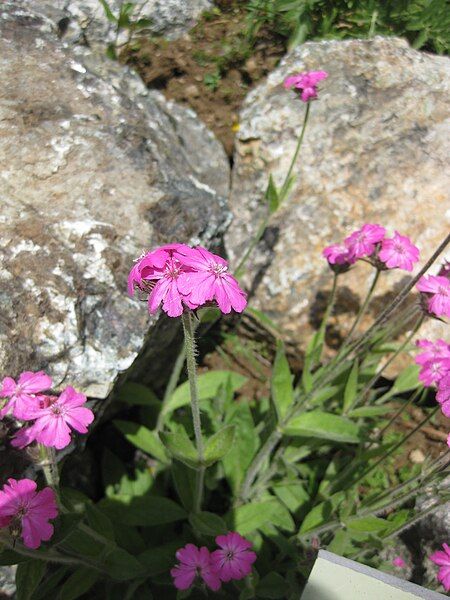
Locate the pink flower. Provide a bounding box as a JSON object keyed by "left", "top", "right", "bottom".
{"left": 415, "top": 340, "right": 450, "bottom": 387}
{"left": 12, "top": 387, "right": 94, "bottom": 450}
{"left": 0, "top": 479, "right": 57, "bottom": 549}
{"left": 171, "top": 544, "right": 221, "bottom": 591}
{"left": 430, "top": 542, "right": 450, "bottom": 592}
{"left": 0, "top": 371, "right": 52, "bottom": 420}
{"left": 436, "top": 374, "right": 450, "bottom": 417}
{"left": 284, "top": 71, "right": 328, "bottom": 102}
{"left": 344, "top": 224, "right": 386, "bottom": 260}
{"left": 322, "top": 244, "right": 355, "bottom": 269}
{"left": 392, "top": 556, "right": 406, "bottom": 568}
{"left": 128, "top": 244, "right": 198, "bottom": 318}
{"left": 176, "top": 246, "right": 247, "bottom": 314}
{"left": 416, "top": 275, "right": 450, "bottom": 318}
{"left": 210, "top": 532, "right": 257, "bottom": 582}
{"left": 378, "top": 232, "right": 420, "bottom": 272}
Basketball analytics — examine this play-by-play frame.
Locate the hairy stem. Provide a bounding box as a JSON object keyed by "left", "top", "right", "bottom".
{"left": 181, "top": 311, "right": 205, "bottom": 512}
{"left": 344, "top": 268, "right": 381, "bottom": 344}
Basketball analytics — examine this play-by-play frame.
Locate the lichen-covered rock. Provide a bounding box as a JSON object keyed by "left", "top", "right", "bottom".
{"left": 0, "top": 1, "right": 230, "bottom": 398}
{"left": 25, "top": 0, "right": 212, "bottom": 46}
{"left": 226, "top": 37, "right": 450, "bottom": 359}
{"left": 0, "top": 565, "right": 16, "bottom": 598}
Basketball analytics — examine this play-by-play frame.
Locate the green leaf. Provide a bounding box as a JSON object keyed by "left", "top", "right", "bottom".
{"left": 16, "top": 560, "right": 46, "bottom": 600}
{"left": 298, "top": 492, "right": 345, "bottom": 535}
{"left": 57, "top": 567, "right": 99, "bottom": 600}
{"left": 103, "top": 548, "right": 146, "bottom": 581}
{"left": 31, "top": 567, "right": 68, "bottom": 600}
{"left": 222, "top": 402, "right": 259, "bottom": 493}
{"left": 266, "top": 174, "right": 280, "bottom": 214}
{"left": 172, "top": 460, "right": 196, "bottom": 512}
{"left": 271, "top": 341, "right": 294, "bottom": 420}
{"left": 113, "top": 421, "right": 168, "bottom": 463}
{"left": 204, "top": 425, "right": 236, "bottom": 466}
{"left": 231, "top": 500, "right": 294, "bottom": 536}
{"left": 346, "top": 515, "right": 390, "bottom": 533}
{"left": 98, "top": 0, "right": 117, "bottom": 22}
{"left": 272, "top": 483, "right": 309, "bottom": 514}
{"left": 283, "top": 411, "right": 361, "bottom": 444}
{"left": 349, "top": 406, "right": 393, "bottom": 418}
{"left": 99, "top": 495, "right": 187, "bottom": 527}
{"left": 116, "top": 382, "right": 160, "bottom": 407}
{"left": 106, "top": 43, "right": 117, "bottom": 60}
{"left": 380, "top": 365, "right": 421, "bottom": 401}
{"left": 163, "top": 370, "right": 246, "bottom": 415}
{"left": 139, "top": 542, "right": 180, "bottom": 577}
{"left": 159, "top": 428, "right": 199, "bottom": 468}
{"left": 257, "top": 572, "right": 286, "bottom": 599}
{"left": 86, "top": 503, "right": 115, "bottom": 542}
{"left": 343, "top": 360, "right": 359, "bottom": 413}
{"left": 189, "top": 512, "right": 227, "bottom": 537}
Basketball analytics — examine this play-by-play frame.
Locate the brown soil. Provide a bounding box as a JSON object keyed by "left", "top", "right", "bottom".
{"left": 121, "top": 2, "right": 285, "bottom": 156}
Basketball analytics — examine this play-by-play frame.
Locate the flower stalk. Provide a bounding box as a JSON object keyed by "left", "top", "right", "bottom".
{"left": 181, "top": 311, "right": 205, "bottom": 513}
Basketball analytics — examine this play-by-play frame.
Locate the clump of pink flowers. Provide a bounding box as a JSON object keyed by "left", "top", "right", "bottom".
{"left": 128, "top": 244, "right": 247, "bottom": 317}
{"left": 0, "top": 478, "right": 57, "bottom": 549}
{"left": 415, "top": 339, "right": 450, "bottom": 446}
{"left": 416, "top": 274, "right": 450, "bottom": 318}
{"left": 171, "top": 532, "right": 256, "bottom": 592}
{"left": 323, "top": 224, "right": 420, "bottom": 273}
{"left": 392, "top": 556, "right": 407, "bottom": 569}
{"left": 284, "top": 70, "right": 328, "bottom": 102}
{"left": 430, "top": 542, "right": 450, "bottom": 592}
{"left": 0, "top": 372, "right": 94, "bottom": 450}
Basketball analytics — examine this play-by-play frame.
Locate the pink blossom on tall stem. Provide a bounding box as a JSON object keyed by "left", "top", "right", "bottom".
{"left": 174, "top": 246, "right": 247, "bottom": 314}
{"left": 284, "top": 70, "right": 328, "bottom": 102}
{"left": 344, "top": 224, "right": 386, "bottom": 260}
{"left": 0, "top": 479, "right": 57, "bottom": 549}
{"left": 210, "top": 532, "right": 257, "bottom": 582}
{"left": 12, "top": 387, "right": 94, "bottom": 450}
{"left": 171, "top": 544, "right": 221, "bottom": 591}
{"left": 0, "top": 371, "right": 52, "bottom": 420}
{"left": 416, "top": 275, "right": 450, "bottom": 318}
{"left": 378, "top": 231, "right": 420, "bottom": 272}
{"left": 430, "top": 543, "right": 450, "bottom": 592}
{"left": 322, "top": 243, "right": 355, "bottom": 271}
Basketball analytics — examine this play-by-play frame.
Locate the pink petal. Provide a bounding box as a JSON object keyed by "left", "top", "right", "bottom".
{"left": 162, "top": 281, "right": 183, "bottom": 317}
{"left": 18, "top": 371, "right": 52, "bottom": 394}
{"left": 171, "top": 565, "right": 196, "bottom": 590}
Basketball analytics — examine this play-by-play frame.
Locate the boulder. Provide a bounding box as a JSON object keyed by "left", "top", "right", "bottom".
{"left": 0, "top": 1, "right": 230, "bottom": 399}
{"left": 226, "top": 37, "right": 450, "bottom": 360}
{"left": 25, "top": 0, "right": 212, "bottom": 47}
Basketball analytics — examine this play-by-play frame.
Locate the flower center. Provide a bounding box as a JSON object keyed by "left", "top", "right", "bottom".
{"left": 394, "top": 243, "right": 405, "bottom": 255}
{"left": 226, "top": 550, "right": 235, "bottom": 561}
{"left": 209, "top": 263, "right": 227, "bottom": 276}
{"left": 51, "top": 404, "right": 63, "bottom": 416}
{"left": 165, "top": 262, "right": 181, "bottom": 280}
{"left": 438, "top": 285, "right": 449, "bottom": 296}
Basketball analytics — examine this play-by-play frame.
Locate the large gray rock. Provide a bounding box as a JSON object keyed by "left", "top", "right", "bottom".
{"left": 25, "top": 0, "right": 212, "bottom": 46}
{"left": 226, "top": 37, "right": 450, "bottom": 358}
{"left": 0, "top": 1, "right": 230, "bottom": 398}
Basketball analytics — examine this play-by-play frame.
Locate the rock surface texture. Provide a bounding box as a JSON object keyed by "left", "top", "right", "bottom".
{"left": 226, "top": 37, "right": 450, "bottom": 357}
{"left": 25, "top": 0, "right": 212, "bottom": 46}
{"left": 0, "top": 1, "right": 230, "bottom": 398}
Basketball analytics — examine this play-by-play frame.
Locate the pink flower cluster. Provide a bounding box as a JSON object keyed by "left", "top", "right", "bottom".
{"left": 284, "top": 70, "right": 328, "bottom": 102}
{"left": 0, "top": 478, "right": 57, "bottom": 549}
{"left": 0, "top": 371, "right": 94, "bottom": 450}
{"left": 128, "top": 244, "right": 247, "bottom": 318}
{"left": 171, "top": 532, "right": 257, "bottom": 592}
{"left": 415, "top": 339, "right": 450, "bottom": 447}
{"left": 431, "top": 542, "right": 450, "bottom": 592}
{"left": 323, "top": 224, "right": 420, "bottom": 274}
{"left": 416, "top": 274, "right": 450, "bottom": 318}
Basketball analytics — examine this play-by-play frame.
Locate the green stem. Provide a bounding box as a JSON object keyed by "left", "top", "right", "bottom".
{"left": 349, "top": 314, "right": 425, "bottom": 412}
{"left": 235, "top": 102, "right": 311, "bottom": 279}
{"left": 238, "top": 430, "right": 282, "bottom": 503}
{"left": 181, "top": 312, "right": 205, "bottom": 513}
{"left": 280, "top": 102, "right": 311, "bottom": 197}
{"left": 39, "top": 446, "right": 60, "bottom": 490}
{"left": 331, "top": 405, "right": 439, "bottom": 494}
{"left": 371, "top": 388, "right": 423, "bottom": 443}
